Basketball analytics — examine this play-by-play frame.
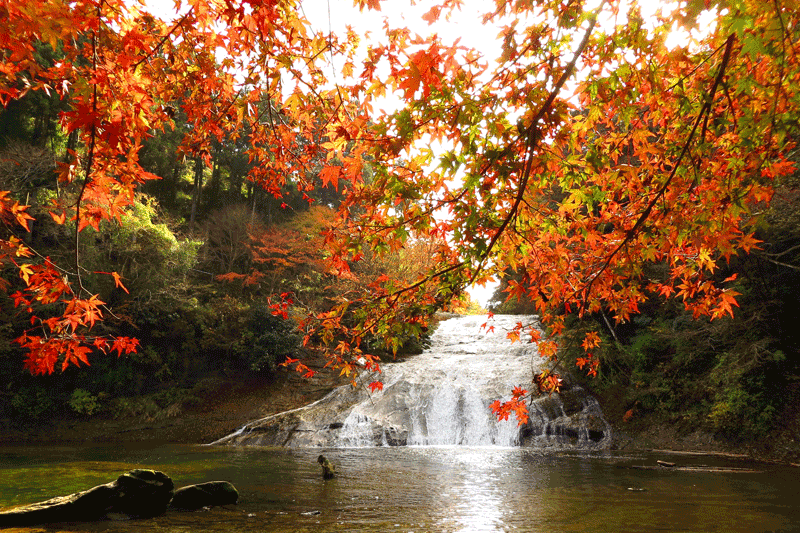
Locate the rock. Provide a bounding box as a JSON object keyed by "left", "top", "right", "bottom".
{"left": 317, "top": 455, "right": 336, "bottom": 479}
{"left": 0, "top": 469, "right": 174, "bottom": 528}
{"left": 518, "top": 388, "right": 612, "bottom": 448}
{"left": 383, "top": 425, "right": 408, "bottom": 446}
{"left": 169, "top": 481, "right": 239, "bottom": 510}
{"left": 559, "top": 389, "right": 586, "bottom": 416}
{"left": 209, "top": 316, "right": 614, "bottom": 449}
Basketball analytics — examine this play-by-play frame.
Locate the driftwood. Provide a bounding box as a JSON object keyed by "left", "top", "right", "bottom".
{"left": 648, "top": 449, "right": 750, "bottom": 459}
{"left": 622, "top": 465, "right": 762, "bottom": 473}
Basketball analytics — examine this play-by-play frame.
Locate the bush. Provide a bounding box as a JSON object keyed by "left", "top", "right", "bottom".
{"left": 112, "top": 388, "right": 200, "bottom": 421}
{"left": 10, "top": 386, "right": 58, "bottom": 419}
{"left": 244, "top": 306, "right": 302, "bottom": 372}
{"left": 77, "top": 194, "right": 201, "bottom": 298}
{"left": 568, "top": 287, "right": 796, "bottom": 441}
{"left": 68, "top": 388, "right": 101, "bottom": 416}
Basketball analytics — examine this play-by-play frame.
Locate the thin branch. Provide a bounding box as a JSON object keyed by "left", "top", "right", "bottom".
{"left": 762, "top": 243, "right": 800, "bottom": 259}
{"left": 74, "top": 4, "right": 103, "bottom": 297}
{"left": 760, "top": 255, "right": 800, "bottom": 271}
{"left": 131, "top": 9, "right": 192, "bottom": 71}
{"left": 579, "top": 33, "right": 736, "bottom": 306}
{"left": 469, "top": 6, "right": 603, "bottom": 285}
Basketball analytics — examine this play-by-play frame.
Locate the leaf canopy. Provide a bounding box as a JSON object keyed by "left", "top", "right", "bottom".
{"left": 0, "top": 0, "right": 798, "bottom": 423}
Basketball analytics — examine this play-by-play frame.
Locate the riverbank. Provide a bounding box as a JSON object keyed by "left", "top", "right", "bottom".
{"left": 0, "top": 350, "right": 343, "bottom": 446}
{"left": 592, "top": 385, "right": 800, "bottom": 466}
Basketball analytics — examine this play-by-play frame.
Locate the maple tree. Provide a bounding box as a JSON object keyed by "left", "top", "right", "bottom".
{"left": 298, "top": 0, "right": 800, "bottom": 424}
{"left": 2, "top": 0, "right": 799, "bottom": 429}
{"left": 1, "top": 0, "right": 358, "bottom": 374}
{"left": 216, "top": 204, "right": 329, "bottom": 294}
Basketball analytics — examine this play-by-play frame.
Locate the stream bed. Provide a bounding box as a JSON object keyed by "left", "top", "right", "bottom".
{"left": 1, "top": 443, "right": 798, "bottom": 532}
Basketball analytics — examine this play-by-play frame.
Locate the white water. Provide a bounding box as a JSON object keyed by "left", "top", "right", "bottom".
{"left": 335, "top": 314, "right": 541, "bottom": 446}
{"left": 213, "top": 314, "right": 611, "bottom": 449}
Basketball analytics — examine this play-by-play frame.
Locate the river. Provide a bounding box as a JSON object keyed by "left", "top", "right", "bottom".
{"left": 1, "top": 443, "right": 798, "bottom": 532}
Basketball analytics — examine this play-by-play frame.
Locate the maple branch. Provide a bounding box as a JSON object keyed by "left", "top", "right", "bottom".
{"left": 131, "top": 9, "right": 193, "bottom": 71}
{"left": 384, "top": 260, "right": 467, "bottom": 308}
{"left": 603, "top": 39, "right": 734, "bottom": 177}
{"left": 469, "top": 7, "right": 602, "bottom": 285}
{"left": 74, "top": 3, "right": 102, "bottom": 297}
{"left": 765, "top": 0, "right": 789, "bottom": 146}
{"left": 579, "top": 34, "right": 736, "bottom": 307}
{"left": 315, "top": 259, "right": 469, "bottom": 350}
{"left": 323, "top": 0, "right": 354, "bottom": 123}
{"left": 600, "top": 309, "right": 620, "bottom": 344}
{"left": 722, "top": 81, "right": 738, "bottom": 130}
{"left": 665, "top": 38, "right": 732, "bottom": 94}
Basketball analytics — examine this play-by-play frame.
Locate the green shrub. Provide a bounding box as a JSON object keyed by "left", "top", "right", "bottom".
{"left": 244, "top": 306, "right": 301, "bottom": 372}
{"left": 10, "top": 387, "right": 57, "bottom": 419}
{"left": 76, "top": 194, "right": 201, "bottom": 297}
{"left": 68, "top": 388, "right": 101, "bottom": 416}
{"left": 111, "top": 388, "right": 200, "bottom": 421}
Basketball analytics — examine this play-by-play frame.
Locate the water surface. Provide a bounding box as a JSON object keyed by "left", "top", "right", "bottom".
{"left": 1, "top": 444, "right": 798, "bottom": 532}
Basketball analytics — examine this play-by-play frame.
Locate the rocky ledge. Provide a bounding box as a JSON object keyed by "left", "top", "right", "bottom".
{"left": 0, "top": 470, "right": 238, "bottom": 528}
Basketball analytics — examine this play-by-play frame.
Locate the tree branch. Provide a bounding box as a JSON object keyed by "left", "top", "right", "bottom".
{"left": 579, "top": 33, "right": 736, "bottom": 307}
{"left": 469, "top": 6, "right": 603, "bottom": 285}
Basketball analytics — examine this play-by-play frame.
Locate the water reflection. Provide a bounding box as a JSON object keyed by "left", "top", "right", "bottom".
{"left": 1, "top": 445, "right": 799, "bottom": 533}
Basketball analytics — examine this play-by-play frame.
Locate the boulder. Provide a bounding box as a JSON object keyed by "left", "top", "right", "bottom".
{"left": 0, "top": 469, "right": 174, "bottom": 528}
{"left": 169, "top": 481, "right": 239, "bottom": 510}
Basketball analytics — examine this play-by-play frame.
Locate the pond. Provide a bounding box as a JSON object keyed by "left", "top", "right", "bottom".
{"left": 1, "top": 444, "right": 798, "bottom": 532}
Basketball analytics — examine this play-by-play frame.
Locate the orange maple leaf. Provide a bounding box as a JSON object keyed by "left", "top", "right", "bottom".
{"left": 111, "top": 271, "right": 129, "bottom": 293}
{"left": 320, "top": 166, "right": 341, "bottom": 189}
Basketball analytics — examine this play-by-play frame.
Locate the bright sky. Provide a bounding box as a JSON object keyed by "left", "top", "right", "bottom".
{"left": 300, "top": 0, "right": 504, "bottom": 56}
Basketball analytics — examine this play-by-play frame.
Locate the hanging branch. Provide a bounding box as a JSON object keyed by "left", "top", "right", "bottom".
{"left": 469, "top": 7, "right": 603, "bottom": 285}
{"left": 578, "top": 33, "right": 736, "bottom": 307}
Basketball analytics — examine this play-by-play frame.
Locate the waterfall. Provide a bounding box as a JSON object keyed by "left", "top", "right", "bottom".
{"left": 210, "top": 314, "right": 612, "bottom": 449}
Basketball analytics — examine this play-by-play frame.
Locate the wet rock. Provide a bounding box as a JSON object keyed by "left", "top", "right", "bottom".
{"left": 169, "top": 481, "right": 238, "bottom": 510}
{"left": 585, "top": 414, "right": 607, "bottom": 442}
{"left": 0, "top": 469, "right": 174, "bottom": 528}
{"left": 519, "top": 388, "right": 612, "bottom": 448}
{"left": 559, "top": 389, "right": 586, "bottom": 416}
{"left": 384, "top": 426, "right": 408, "bottom": 446}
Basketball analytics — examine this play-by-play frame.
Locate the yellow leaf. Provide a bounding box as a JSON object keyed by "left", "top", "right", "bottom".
{"left": 19, "top": 264, "right": 34, "bottom": 284}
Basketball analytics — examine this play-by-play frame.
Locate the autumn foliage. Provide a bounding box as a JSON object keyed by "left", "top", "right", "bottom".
{"left": 2, "top": 0, "right": 799, "bottom": 424}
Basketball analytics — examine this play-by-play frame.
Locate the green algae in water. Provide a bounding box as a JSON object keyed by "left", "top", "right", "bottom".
{"left": 0, "top": 445, "right": 230, "bottom": 508}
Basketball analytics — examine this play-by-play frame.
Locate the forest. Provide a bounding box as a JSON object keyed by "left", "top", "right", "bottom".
{"left": 1, "top": 0, "right": 799, "bottom": 448}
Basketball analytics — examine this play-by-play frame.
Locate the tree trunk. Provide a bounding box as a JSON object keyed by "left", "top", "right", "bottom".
{"left": 190, "top": 156, "right": 203, "bottom": 232}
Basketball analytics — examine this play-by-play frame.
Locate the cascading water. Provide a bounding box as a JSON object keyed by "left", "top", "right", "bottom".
{"left": 210, "top": 314, "right": 612, "bottom": 449}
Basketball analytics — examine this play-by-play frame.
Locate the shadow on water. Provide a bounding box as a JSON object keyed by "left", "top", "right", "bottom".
{"left": 2, "top": 444, "right": 800, "bottom": 533}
